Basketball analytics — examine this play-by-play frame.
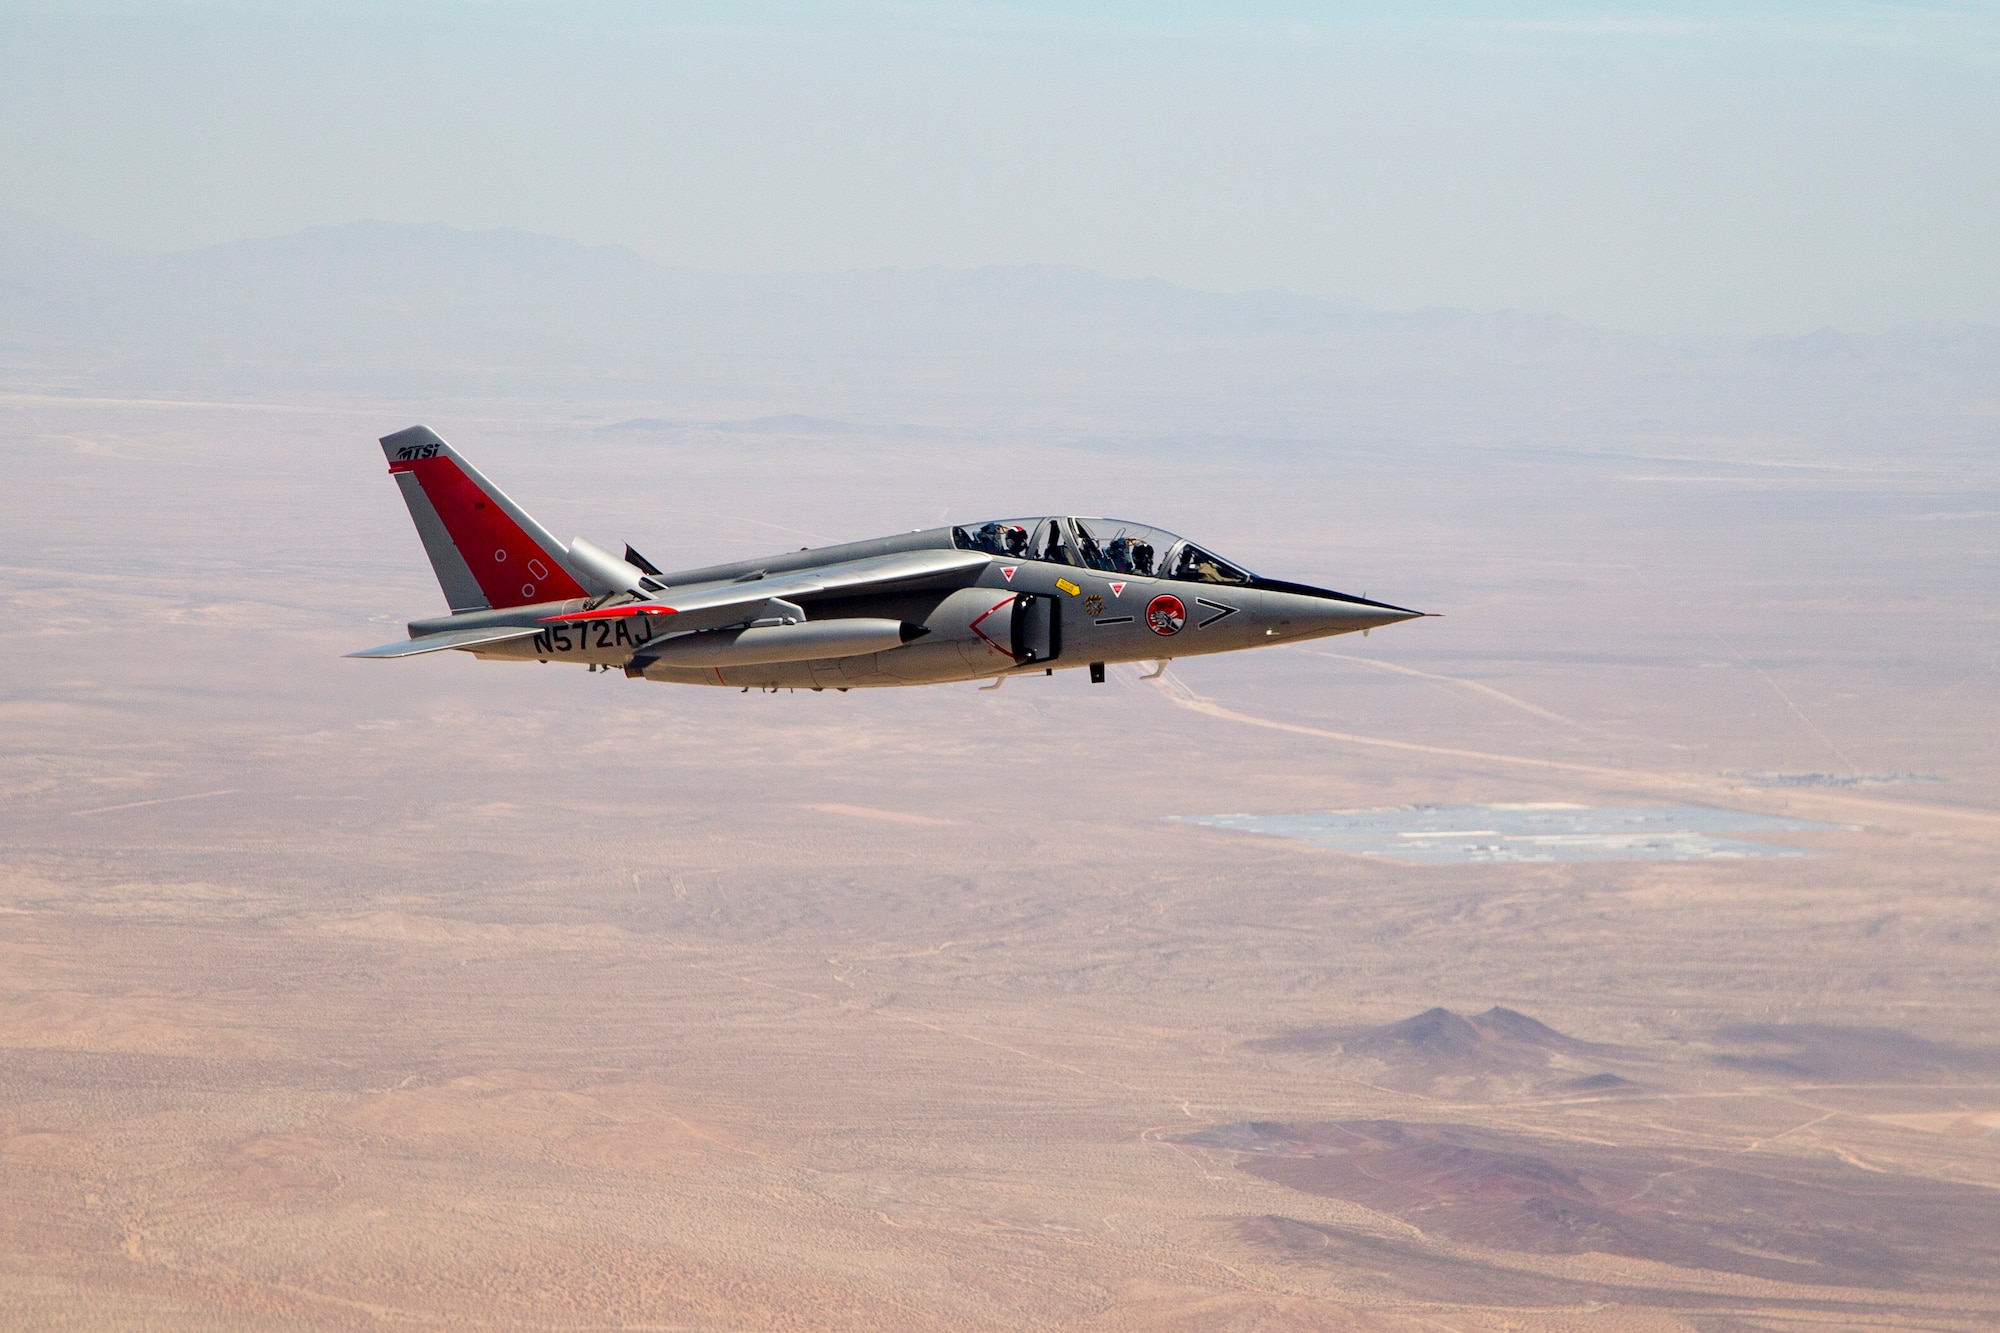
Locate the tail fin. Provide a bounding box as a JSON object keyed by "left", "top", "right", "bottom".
{"left": 379, "top": 426, "right": 587, "bottom": 612}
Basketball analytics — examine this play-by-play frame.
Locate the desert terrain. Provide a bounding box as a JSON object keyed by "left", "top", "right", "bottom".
{"left": 2, "top": 230, "right": 1998, "bottom": 1329}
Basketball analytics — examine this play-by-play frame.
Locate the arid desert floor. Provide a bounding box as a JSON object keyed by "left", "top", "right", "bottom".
{"left": 3, "top": 383, "right": 1997, "bottom": 1330}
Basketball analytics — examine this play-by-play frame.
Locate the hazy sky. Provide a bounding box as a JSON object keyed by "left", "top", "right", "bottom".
{"left": 3, "top": 1, "right": 1996, "bottom": 335}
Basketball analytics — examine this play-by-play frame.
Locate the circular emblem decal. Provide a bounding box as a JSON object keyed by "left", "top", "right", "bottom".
{"left": 1145, "top": 593, "right": 1186, "bottom": 636}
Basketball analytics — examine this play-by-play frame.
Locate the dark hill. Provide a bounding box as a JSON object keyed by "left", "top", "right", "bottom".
{"left": 1711, "top": 1023, "right": 2000, "bottom": 1082}
{"left": 1248, "top": 1006, "right": 1625, "bottom": 1092}
{"left": 1185, "top": 1120, "right": 2000, "bottom": 1297}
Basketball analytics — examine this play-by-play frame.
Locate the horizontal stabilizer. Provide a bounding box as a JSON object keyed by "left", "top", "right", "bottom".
{"left": 346, "top": 625, "right": 544, "bottom": 659}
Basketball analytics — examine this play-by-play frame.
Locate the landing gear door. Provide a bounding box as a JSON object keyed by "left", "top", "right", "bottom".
{"left": 1013, "top": 592, "right": 1058, "bottom": 665}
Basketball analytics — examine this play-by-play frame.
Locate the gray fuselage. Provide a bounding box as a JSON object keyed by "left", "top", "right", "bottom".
{"left": 452, "top": 523, "right": 1420, "bottom": 690}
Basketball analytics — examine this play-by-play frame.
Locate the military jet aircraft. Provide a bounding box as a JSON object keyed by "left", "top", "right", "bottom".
{"left": 350, "top": 426, "right": 1426, "bottom": 690}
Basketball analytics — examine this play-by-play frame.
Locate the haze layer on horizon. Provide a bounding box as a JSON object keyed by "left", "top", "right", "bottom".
{"left": 3, "top": 0, "right": 1996, "bottom": 338}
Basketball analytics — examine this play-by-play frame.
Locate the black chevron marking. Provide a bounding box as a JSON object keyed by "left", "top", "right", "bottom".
{"left": 1196, "top": 598, "right": 1239, "bottom": 629}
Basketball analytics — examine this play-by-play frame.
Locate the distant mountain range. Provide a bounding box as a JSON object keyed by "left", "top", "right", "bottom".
{"left": 0, "top": 215, "right": 1615, "bottom": 360}
{"left": 2, "top": 215, "right": 1993, "bottom": 453}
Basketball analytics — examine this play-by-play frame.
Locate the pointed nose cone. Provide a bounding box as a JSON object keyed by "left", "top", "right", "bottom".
{"left": 1256, "top": 582, "right": 1428, "bottom": 640}
{"left": 1301, "top": 599, "right": 1425, "bottom": 634}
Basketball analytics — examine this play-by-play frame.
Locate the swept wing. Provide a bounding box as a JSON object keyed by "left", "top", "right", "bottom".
{"left": 546, "top": 548, "right": 991, "bottom": 625}
{"left": 353, "top": 548, "right": 993, "bottom": 658}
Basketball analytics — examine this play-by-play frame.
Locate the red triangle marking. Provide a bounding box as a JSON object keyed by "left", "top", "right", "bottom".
{"left": 1001, "top": 566, "right": 1017, "bottom": 582}
{"left": 1109, "top": 581, "right": 1126, "bottom": 597}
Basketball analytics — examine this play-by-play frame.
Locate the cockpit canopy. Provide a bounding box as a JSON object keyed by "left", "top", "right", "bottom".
{"left": 951, "top": 517, "right": 1253, "bottom": 586}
